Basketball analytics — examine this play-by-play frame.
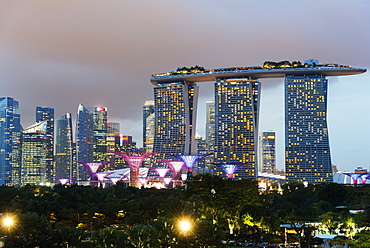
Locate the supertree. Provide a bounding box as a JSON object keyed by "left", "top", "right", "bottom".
{"left": 344, "top": 172, "right": 368, "bottom": 185}
{"left": 214, "top": 163, "right": 246, "bottom": 179}
{"left": 174, "top": 154, "right": 209, "bottom": 181}
{"left": 113, "top": 151, "right": 156, "bottom": 188}
{"left": 160, "top": 160, "right": 185, "bottom": 186}
{"left": 55, "top": 178, "right": 73, "bottom": 186}
{"left": 76, "top": 161, "right": 113, "bottom": 185}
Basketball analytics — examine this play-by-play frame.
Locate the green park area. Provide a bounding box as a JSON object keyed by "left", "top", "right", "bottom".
{"left": 1, "top": 174, "right": 370, "bottom": 247}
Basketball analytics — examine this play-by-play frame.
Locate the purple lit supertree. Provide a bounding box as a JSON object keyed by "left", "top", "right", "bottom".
{"left": 344, "top": 173, "right": 369, "bottom": 185}
{"left": 113, "top": 151, "right": 157, "bottom": 188}
{"left": 214, "top": 163, "right": 246, "bottom": 179}
{"left": 361, "top": 174, "right": 370, "bottom": 184}
{"left": 174, "top": 154, "right": 209, "bottom": 181}
{"left": 55, "top": 178, "right": 73, "bottom": 186}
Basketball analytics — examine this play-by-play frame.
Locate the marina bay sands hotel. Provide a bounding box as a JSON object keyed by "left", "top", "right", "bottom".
{"left": 150, "top": 60, "right": 366, "bottom": 183}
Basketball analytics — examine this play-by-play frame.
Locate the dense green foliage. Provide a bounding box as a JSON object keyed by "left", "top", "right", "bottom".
{"left": 0, "top": 176, "right": 370, "bottom": 247}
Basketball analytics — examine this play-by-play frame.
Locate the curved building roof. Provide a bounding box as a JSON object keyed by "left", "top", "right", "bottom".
{"left": 150, "top": 65, "right": 366, "bottom": 84}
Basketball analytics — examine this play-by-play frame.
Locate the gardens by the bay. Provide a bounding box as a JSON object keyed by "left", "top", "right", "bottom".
{"left": 1, "top": 175, "right": 370, "bottom": 248}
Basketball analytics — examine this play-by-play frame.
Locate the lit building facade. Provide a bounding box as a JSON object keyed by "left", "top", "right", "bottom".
{"left": 214, "top": 78, "right": 260, "bottom": 179}
{"left": 153, "top": 81, "right": 199, "bottom": 162}
{"left": 285, "top": 74, "right": 333, "bottom": 183}
{"left": 36, "top": 106, "right": 54, "bottom": 184}
{"left": 143, "top": 100, "right": 155, "bottom": 152}
{"left": 89, "top": 107, "right": 108, "bottom": 162}
{"left": 107, "top": 122, "right": 120, "bottom": 170}
{"left": 0, "top": 97, "right": 21, "bottom": 185}
{"left": 258, "top": 131, "right": 276, "bottom": 174}
{"left": 76, "top": 104, "right": 93, "bottom": 181}
{"left": 205, "top": 100, "right": 215, "bottom": 169}
{"left": 21, "top": 121, "right": 48, "bottom": 186}
{"left": 55, "top": 113, "right": 74, "bottom": 179}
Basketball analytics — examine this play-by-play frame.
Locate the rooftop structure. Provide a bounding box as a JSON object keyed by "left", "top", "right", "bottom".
{"left": 151, "top": 62, "right": 366, "bottom": 84}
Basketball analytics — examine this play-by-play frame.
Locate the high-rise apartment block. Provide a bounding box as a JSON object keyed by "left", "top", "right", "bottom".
{"left": 258, "top": 131, "right": 276, "bottom": 174}
{"left": 153, "top": 82, "right": 198, "bottom": 162}
{"left": 0, "top": 97, "right": 21, "bottom": 185}
{"left": 285, "top": 74, "right": 332, "bottom": 183}
{"left": 214, "top": 78, "right": 260, "bottom": 179}
{"left": 36, "top": 106, "right": 54, "bottom": 183}
{"left": 55, "top": 113, "right": 74, "bottom": 179}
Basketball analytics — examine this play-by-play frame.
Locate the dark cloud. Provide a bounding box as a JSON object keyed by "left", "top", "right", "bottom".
{"left": 0, "top": 0, "right": 369, "bottom": 170}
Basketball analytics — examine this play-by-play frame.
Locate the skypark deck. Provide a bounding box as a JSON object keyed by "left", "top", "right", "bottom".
{"left": 150, "top": 64, "right": 366, "bottom": 84}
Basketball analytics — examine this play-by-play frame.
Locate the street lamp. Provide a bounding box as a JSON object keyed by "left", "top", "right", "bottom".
{"left": 3, "top": 217, "right": 14, "bottom": 227}
{"left": 179, "top": 220, "right": 191, "bottom": 233}
{"left": 177, "top": 219, "right": 193, "bottom": 247}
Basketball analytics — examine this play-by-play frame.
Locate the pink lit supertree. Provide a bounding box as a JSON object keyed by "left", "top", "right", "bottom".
{"left": 95, "top": 172, "right": 114, "bottom": 182}
{"left": 55, "top": 178, "right": 73, "bottom": 186}
{"left": 174, "top": 154, "right": 209, "bottom": 181}
{"left": 160, "top": 160, "right": 185, "bottom": 180}
{"left": 160, "top": 160, "right": 185, "bottom": 187}
{"left": 113, "top": 151, "right": 157, "bottom": 188}
{"left": 150, "top": 167, "right": 170, "bottom": 178}
{"left": 215, "top": 163, "right": 246, "bottom": 179}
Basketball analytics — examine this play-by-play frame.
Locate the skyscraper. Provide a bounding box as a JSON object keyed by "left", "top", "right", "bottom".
{"left": 205, "top": 101, "right": 215, "bottom": 170}
{"left": 214, "top": 78, "right": 260, "bottom": 179}
{"left": 285, "top": 74, "right": 333, "bottom": 183}
{"left": 153, "top": 81, "right": 199, "bottom": 162}
{"left": 36, "top": 106, "right": 54, "bottom": 184}
{"left": 21, "top": 121, "right": 48, "bottom": 186}
{"left": 76, "top": 104, "right": 93, "bottom": 181}
{"left": 143, "top": 100, "right": 155, "bottom": 152}
{"left": 107, "top": 122, "right": 120, "bottom": 170}
{"left": 55, "top": 113, "right": 74, "bottom": 179}
{"left": 258, "top": 131, "right": 276, "bottom": 174}
{"left": 0, "top": 97, "right": 21, "bottom": 185}
{"left": 88, "top": 107, "right": 108, "bottom": 162}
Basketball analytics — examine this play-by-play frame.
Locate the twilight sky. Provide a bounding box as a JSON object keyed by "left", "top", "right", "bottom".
{"left": 1, "top": 0, "right": 369, "bottom": 172}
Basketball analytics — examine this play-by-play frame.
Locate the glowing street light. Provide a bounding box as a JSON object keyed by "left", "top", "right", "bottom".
{"left": 179, "top": 220, "right": 191, "bottom": 233}
{"left": 3, "top": 217, "right": 14, "bottom": 227}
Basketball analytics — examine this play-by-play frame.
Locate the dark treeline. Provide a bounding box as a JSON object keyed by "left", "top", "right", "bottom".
{"left": 1, "top": 174, "right": 370, "bottom": 247}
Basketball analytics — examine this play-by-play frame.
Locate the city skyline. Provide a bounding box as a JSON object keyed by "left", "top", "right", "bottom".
{"left": 1, "top": 1, "right": 369, "bottom": 172}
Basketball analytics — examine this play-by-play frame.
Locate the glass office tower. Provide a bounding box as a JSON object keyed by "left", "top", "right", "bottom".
{"left": 88, "top": 107, "right": 108, "bottom": 162}
{"left": 143, "top": 100, "right": 155, "bottom": 152}
{"left": 36, "top": 106, "right": 54, "bottom": 184}
{"left": 285, "top": 74, "right": 333, "bottom": 183}
{"left": 214, "top": 78, "right": 260, "bottom": 179}
{"left": 76, "top": 104, "right": 93, "bottom": 181}
{"left": 0, "top": 97, "right": 21, "bottom": 185}
{"left": 153, "top": 81, "right": 199, "bottom": 162}
{"left": 21, "top": 121, "right": 48, "bottom": 185}
{"left": 55, "top": 113, "right": 74, "bottom": 179}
